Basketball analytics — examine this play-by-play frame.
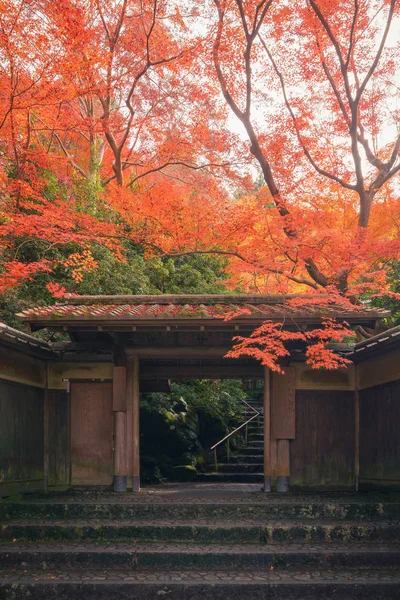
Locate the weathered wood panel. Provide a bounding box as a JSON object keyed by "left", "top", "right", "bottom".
{"left": 263, "top": 367, "right": 271, "bottom": 485}
{"left": 359, "top": 379, "right": 400, "bottom": 489}
{"left": 295, "top": 363, "right": 355, "bottom": 391}
{"left": 70, "top": 382, "right": 113, "bottom": 486}
{"left": 290, "top": 390, "right": 355, "bottom": 489}
{"left": 271, "top": 368, "right": 296, "bottom": 439}
{"left": 48, "top": 363, "right": 113, "bottom": 390}
{"left": 113, "top": 366, "right": 127, "bottom": 411}
{"left": 47, "top": 389, "right": 69, "bottom": 486}
{"left": 0, "top": 379, "right": 44, "bottom": 495}
{"left": 0, "top": 347, "right": 45, "bottom": 388}
{"left": 358, "top": 351, "right": 400, "bottom": 390}
{"left": 277, "top": 439, "right": 290, "bottom": 476}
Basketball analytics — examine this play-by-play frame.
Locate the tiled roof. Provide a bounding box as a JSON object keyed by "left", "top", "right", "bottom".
{"left": 350, "top": 325, "right": 400, "bottom": 361}
{"left": 17, "top": 294, "right": 389, "bottom": 326}
{"left": 0, "top": 323, "right": 54, "bottom": 356}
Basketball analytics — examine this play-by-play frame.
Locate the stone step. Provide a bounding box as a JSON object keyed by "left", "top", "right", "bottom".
{"left": 1, "top": 567, "right": 400, "bottom": 599}
{"left": 239, "top": 447, "right": 264, "bottom": 456}
{"left": 245, "top": 423, "right": 263, "bottom": 430}
{"left": 216, "top": 463, "right": 263, "bottom": 474}
{"left": 1, "top": 520, "right": 398, "bottom": 544}
{"left": 196, "top": 473, "right": 263, "bottom": 483}
{"left": 2, "top": 500, "right": 399, "bottom": 522}
{"left": 230, "top": 454, "right": 265, "bottom": 463}
{"left": 3, "top": 500, "right": 400, "bottom": 522}
{"left": 1, "top": 542, "right": 399, "bottom": 570}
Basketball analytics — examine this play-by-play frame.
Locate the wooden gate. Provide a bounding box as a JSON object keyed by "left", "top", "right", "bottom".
{"left": 70, "top": 382, "right": 113, "bottom": 485}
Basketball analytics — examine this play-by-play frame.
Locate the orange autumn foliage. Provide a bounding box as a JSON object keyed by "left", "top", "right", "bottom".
{"left": 0, "top": 0, "right": 399, "bottom": 369}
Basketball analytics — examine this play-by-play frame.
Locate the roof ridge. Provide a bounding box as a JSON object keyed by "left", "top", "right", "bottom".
{"left": 354, "top": 324, "right": 400, "bottom": 350}
{"left": 40, "top": 293, "right": 329, "bottom": 306}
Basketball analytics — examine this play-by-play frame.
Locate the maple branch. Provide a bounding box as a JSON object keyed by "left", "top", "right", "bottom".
{"left": 260, "top": 35, "right": 357, "bottom": 192}
{"left": 345, "top": 0, "right": 359, "bottom": 70}
{"left": 370, "top": 161, "right": 400, "bottom": 193}
{"left": 356, "top": 128, "right": 384, "bottom": 171}
{"left": 102, "top": 160, "right": 235, "bottom": 187}
{"left": 306, "top": 2, "right": 391, "bottom": 225}
{"left": 254, "top": 0, "right": 275, "bottom": 36}
{"left": 161, "top": 249, "right": 319, "bottom": 289}
{"left": 127, "top": 160, "right": 235, "bottom": 186}
{"left": 213, "top": 6, "right": 292, "bottom": 224}
{"left": 213, "top": 2, "right": 330, "bottom": 289}
{"left": 387, "top": 135, "right": 400, "bottom": 171}
{"left": 213, "top": 1, "right": 245, "bottom": 121}
{"left": 95, "top": 0, "right": 112, "bottom": 44}
{"left": 356, "top": 0, "right": 396, "bottom": 102}
{"left": 314, "top": 35, "right": 349, "bottom": 124}
{"left": 0, "top": 103, "right": 13, "bottom": 131}
{"left": 236, "top": 1, "right": 250, "bottom": 39}
{"left": 52, "top": 131, "right": 87, "bottom": 178}
{"left": 308, "top": 0, "right": 354, "bottom": 107}
{"left": 236, "top": 1, "right": 253, "bottom": 117}
{"left": 99, "top": 0, "right": 186, "bottom": 186}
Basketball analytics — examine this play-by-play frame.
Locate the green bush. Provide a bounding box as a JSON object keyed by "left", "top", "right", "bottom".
{"left": 139, "top": 380, "right": 247, "bottom": 483}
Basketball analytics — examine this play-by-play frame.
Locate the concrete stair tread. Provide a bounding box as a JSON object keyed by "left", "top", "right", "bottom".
{"left": 230, "top": 455, "right": 263, "bottom": 459}
{"left": 195, "top": 474, "right": 264, "bottom": 482}
{"left": 5, "top": 489, "right": 400, "bottom": 506}
{"left": 4, "top": 518, "right": 399, "bottom": 527}
{"left": 1, "top": 566, "right": 400, "bottom": 584}
{"left": 1, "top": 541, "right": 400, "bottom": 553}
{"left": 199, "top": 472, "right": 263, "bottom": 476}
{"left": 218, "top": 463, "right": 262, "bottom": 467}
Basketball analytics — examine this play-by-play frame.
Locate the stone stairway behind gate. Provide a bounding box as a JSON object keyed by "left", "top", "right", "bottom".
{"left": 196, "top": 395, "right": 265, "bottom": 483}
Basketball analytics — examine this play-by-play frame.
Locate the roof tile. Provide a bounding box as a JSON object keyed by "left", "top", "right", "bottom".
{"left": 17, "top": 294, "right": 389, "bottom": 324}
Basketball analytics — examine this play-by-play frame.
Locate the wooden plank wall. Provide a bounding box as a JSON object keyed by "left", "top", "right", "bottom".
{"left": 0, "top": 379, "right": 44, "bottom": 496}
{"left": 47, "top": 389, "right": 70, "bottom": 487}
{"left": 70, "top": 382, "right": 114, "bottom": 486}
{"left": 290, "top": 390, "right": 355, "bottom": 489}
{"left": 359, "top": 379, "right": 400, "bottom": 490}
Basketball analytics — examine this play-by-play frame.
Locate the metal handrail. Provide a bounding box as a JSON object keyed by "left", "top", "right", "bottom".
{"left": 210, "top": 399, "right": 261, "bottom": 471}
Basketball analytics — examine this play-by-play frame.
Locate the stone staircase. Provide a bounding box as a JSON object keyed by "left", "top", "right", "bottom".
{"left": 1, "top": 487, "right": 400, "bottom": 598}
{"left": 196, "top": 397, "right": 265, "bottom": 483}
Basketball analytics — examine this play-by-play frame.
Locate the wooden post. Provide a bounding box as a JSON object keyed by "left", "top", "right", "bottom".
{"left": 132, "top": 355, "right": 140, "bottom": 492}
{"left": 43, "top": 363, "right": 49, "bottom": 492}
{"left": 113, "top": 365, "right": 127, "bottom": 492}
{"left": 270, "top": 438, "right": 278, "bottom": 480}
{"left": 276, "top": 439, "right": 290, "bottom": 492}
{"left": 354, "top": 365, "right": 360, "bottom": 492}
{"left": 272, "top": 368, "right": 295, "bottom": 492}
{"left": 263, "top": 367, "right": 271, "bottom": 492}
{"left": 114, "top": 412, "right": 127, "bottom": 491}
